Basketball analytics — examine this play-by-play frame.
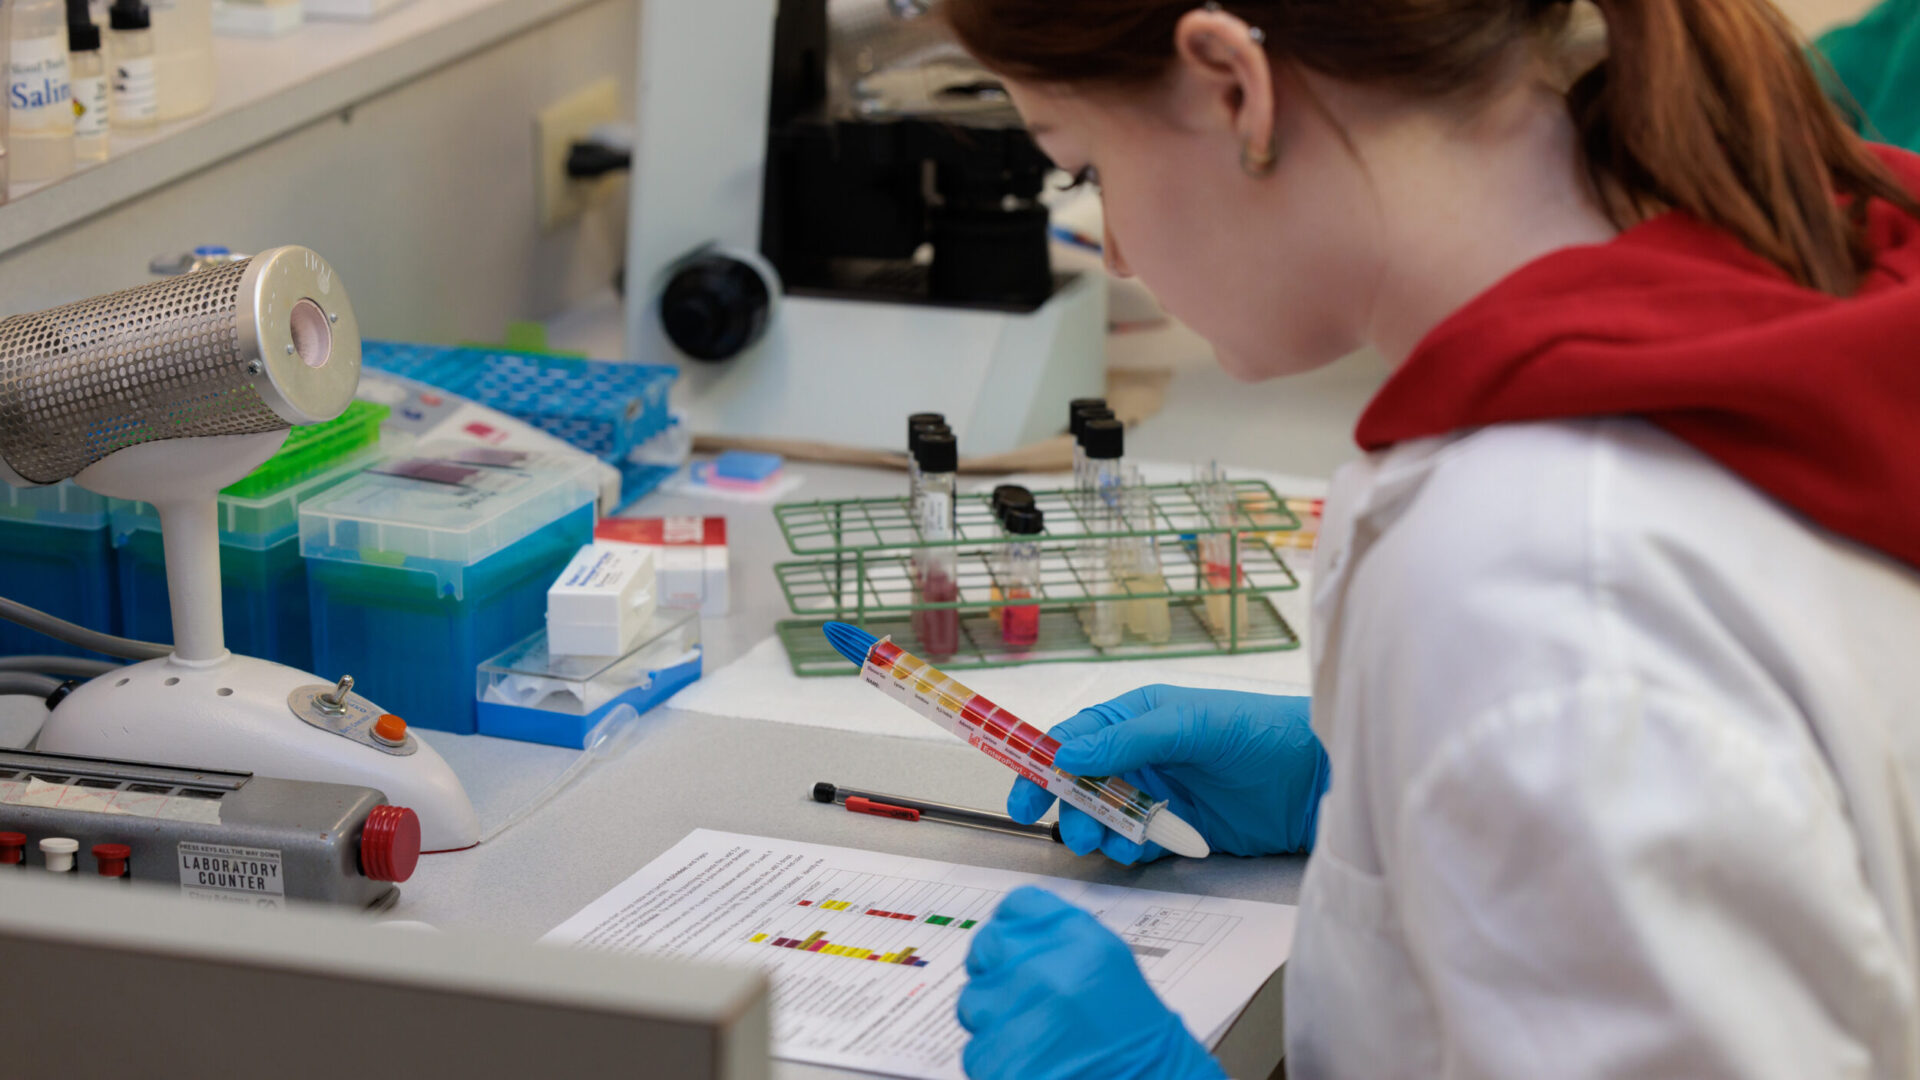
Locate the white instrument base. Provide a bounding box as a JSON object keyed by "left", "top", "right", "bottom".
{"left": 36, "top": 654, "right": 480, "bottom": 851}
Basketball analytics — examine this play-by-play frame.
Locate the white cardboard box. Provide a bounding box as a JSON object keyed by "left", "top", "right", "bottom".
{"left": 547, "top": 544, "right": 656, "bottom": 658}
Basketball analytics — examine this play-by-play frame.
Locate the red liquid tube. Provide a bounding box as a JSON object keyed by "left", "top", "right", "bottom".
{"left": 1001, "top": 505, "right": 1044, "bottom": 648}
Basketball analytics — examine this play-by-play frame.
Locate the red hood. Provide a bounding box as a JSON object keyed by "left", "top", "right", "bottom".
{"left": 1357, "top": 145, "right": 1920, "bottom": 569}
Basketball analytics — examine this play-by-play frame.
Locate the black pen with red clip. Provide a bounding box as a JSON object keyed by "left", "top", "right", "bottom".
{"left": 812, "top": 782, "right": 1063, "bottom": 844}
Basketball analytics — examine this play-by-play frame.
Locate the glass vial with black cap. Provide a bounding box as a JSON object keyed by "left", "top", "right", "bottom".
{"left": 1070, "top": 403, "right": 1112, "bottom": 493}
{"left": 915, "top": 430, "right": 960, "bottom": 659}
{"left": 68, "top": 0, "right": 107, "bottom": 162}
{"left": 907, "top": 412, "right": 946, "bottom": 525}
{"left": 109, "top": 0, "right": 156, "bottom": 130}
{"left": 908, "top": 414, "right": 948, "bottom": 595}
{"left": 988, "top": 485, "right": 1035, "bottom": 629}
{"left": 1001, "top": 505, "right": 1045, "bottom": 649}
{"left": 1080, "top": 418, "right": 1126, "bottom": 648}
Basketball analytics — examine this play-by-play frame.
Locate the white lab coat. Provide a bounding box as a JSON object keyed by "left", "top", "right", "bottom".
{"left": 1284, "top": 418, "right": 1920, "bottom": 1079}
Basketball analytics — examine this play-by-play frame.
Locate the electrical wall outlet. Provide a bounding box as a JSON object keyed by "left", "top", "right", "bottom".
{"left": 536, "top": 79, "right": 622, "bottom": 231}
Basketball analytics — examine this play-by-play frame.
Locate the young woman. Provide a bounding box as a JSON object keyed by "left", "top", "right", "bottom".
{"left": 941, "top": 2, "right": 1920, "bottom": 1078}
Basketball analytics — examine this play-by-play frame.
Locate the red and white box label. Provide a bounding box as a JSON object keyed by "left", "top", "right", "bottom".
{"left": 594, "top": 517, "right": 729, "bottom": 616}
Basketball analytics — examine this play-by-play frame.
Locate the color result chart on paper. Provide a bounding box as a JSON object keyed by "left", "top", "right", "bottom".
{"left": 543, "top": 830, "right": 1298, "bottom": 1080}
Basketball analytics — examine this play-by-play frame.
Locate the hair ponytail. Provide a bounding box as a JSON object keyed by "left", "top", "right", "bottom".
{"left": 945, "top": 0, "right": 1920, "bottom": 296}
{"left": 1570, "top": 0, "right": 1918, "bottom": 294}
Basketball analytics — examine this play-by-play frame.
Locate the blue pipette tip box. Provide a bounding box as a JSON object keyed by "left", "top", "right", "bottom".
{"left": 476, "top": 608, "right": 703, "bottom": 748}
{"left": 0, "top": 482, "right": 117, "bottom": 661}
{"left": 712, "top": 451, "right": 784, "bottom": 483}
{"left": 300, "top": 442, "right": 600, "bottom": 735}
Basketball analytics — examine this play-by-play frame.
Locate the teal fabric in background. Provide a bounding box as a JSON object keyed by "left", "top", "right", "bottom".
{"left": 1818, "top": 0, "right": 1920, "bottom": 150}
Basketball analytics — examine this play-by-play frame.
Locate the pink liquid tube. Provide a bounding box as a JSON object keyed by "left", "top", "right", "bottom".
{"left": 1002, "top": 591, "right": 1039, "bottom": 647}
{"left": 920, "top": 568, "right": 960, "bottom": 658}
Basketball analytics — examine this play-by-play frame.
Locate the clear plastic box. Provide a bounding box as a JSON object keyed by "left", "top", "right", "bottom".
{"left": 0, "top": 482, "right": 118, "bottom": 660}
{"left": 300, "top": 443, "right": 600, "bottom": 734}
{"left": 477, "top": 608, "right": 702, "bottom": 749}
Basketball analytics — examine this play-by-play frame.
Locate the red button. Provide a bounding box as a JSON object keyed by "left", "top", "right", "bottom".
{"left": 359, "top": 805, "right": 421, "bottom": 883}
{"left": 0, "top": 832, "right": 24, "bottom": 865}
{"left": 92, "top": 843, "right": 131, "bottom": 878}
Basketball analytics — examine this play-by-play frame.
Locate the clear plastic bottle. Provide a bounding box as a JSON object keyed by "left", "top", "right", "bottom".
{"left": 108, "top": 0, "right": 154, "bottom": 130}
{"left": 9, "top": 0, "right": 75, "bottom": 183}
{"left": 67, "top": 0, "right": 107, "bottom": 162}
{"left": 915, "top": 430, "right": 959, "bottom": 659}
{"left": 147, "top": 0, "right": 209, "bottom": 120}
{"left": 1000, "top": 505, "right": 1044, "bottom": 649}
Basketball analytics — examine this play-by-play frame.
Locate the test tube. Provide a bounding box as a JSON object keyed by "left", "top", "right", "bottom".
{"left": 988, "top": 485, "right": 1036, "bottom": 628}
{"left": 1080, "top": 419, "right": 1125, "bottom": 648}
{"left": 916, "top": 431, "right": 960, "bottom": 658}
{"left": 1071, "top": 405, "right": 1114, "bottom": 493}
{"left": 1197, "top": 462, "right": 1252, "bottom": 641}
{"left": 1068, "top": 398, "right": 1106, "bottom": 487}
{"left": 906, "top": 416, "right": 948, "bottom": 615}
{"left": 1119, "top": 469, "right": 1171, "bottom": 644}
{"left": 907, "top": 413, "right": 946, "bottom": 540}
{"left": 910, "top": 409, "right": 948, "bottom": 503}
{"left": 1001, "top": 506, "right": 1045, "bottom": 649}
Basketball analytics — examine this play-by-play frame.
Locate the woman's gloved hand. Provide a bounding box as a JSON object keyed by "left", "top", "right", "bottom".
{"left": 958, "top": 886, "right": 1226, "bottom": 1080}
{"left": 1010, "top": 686, "right": 1328, "bottom": 864}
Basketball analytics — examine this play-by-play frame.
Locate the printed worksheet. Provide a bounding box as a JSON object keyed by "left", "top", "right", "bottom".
{"left": 543, "top": 830, "right": 1296, "bottom": 1080}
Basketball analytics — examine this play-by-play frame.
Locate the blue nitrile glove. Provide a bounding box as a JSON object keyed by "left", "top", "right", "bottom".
{"left": 958, "top": 886, "right": 1226, "bottom": 1080}
{"left": 1011, "top": 686, "right": 1328, "bottom": 864}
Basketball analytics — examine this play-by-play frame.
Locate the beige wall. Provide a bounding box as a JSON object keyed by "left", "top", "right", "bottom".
{"left": 0, "top": 0, "right": 637, "bottom": 345}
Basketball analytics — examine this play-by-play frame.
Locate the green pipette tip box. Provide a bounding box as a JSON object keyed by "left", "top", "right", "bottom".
{"left": 223, "top": 401, "right": 390, "bottom": 500}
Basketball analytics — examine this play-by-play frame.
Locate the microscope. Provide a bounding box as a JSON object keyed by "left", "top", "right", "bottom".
{"left": 627, "top": 0, "right": 1106, "bottom": 456}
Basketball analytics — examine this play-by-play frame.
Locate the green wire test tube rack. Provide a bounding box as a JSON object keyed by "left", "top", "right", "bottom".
{"left": 772, "top": 478, "right": 1306, "bottom": 676}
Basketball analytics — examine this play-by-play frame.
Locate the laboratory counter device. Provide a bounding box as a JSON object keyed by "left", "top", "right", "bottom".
{"left": 0, "top": 246, "right": 481, "bottom": 852}
{"left": 0, "top": 749, "right": 420, "bottom": 909}
{"left": 822, "top": 621, "right": 1209, "bottom": 859}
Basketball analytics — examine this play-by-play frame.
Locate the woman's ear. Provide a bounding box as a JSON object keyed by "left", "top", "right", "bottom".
{"left": 1169, "top": 8, "right": 1277, "bottom": 171}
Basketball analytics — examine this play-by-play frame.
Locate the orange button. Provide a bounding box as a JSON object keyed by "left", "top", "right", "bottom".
{"left": 373, "top": 714, "right": 408, "bottom": 744}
